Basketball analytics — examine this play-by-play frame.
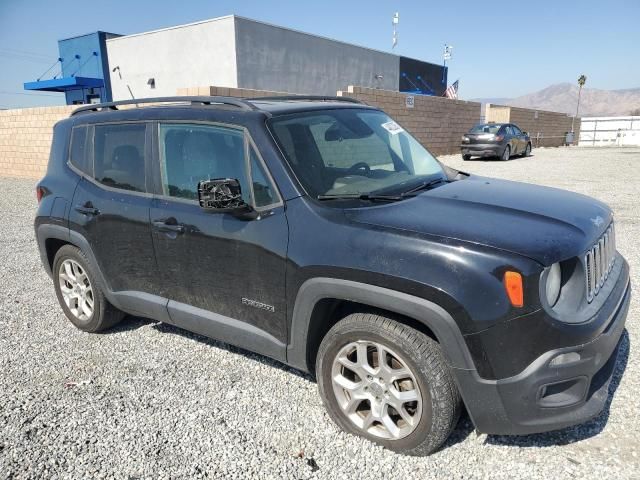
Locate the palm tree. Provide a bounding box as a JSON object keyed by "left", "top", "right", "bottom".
{"left": 572, "top": 74, "right": 587, "bottom": 133}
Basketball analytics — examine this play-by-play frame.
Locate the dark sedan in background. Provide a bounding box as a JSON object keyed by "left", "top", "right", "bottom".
{"left": 461, "top": 123, "right": 532, "bottom": 160}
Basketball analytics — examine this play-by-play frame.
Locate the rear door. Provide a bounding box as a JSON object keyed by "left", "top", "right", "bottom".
{"left": 148, "top": 121, "right": 288, "bottom": 359}
{"left": 69, "top": 122, "right": 161, "bottom": 297}
{"left": 504, "top": 125, "right": 518, "bottom": 154}
{"left": 511, "top": 124, "right": 525, "bottom": 152}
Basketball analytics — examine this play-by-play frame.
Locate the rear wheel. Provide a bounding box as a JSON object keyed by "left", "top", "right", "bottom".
{"left": 462, "top": 154, "right": 471, "bottom": 161}
{"left": 53, "top": 245, "right": 124, "bottom": 332}
{"left": 501, "top": 145, "right": 511, "bottom": 161}
{"left": 316, "top": 312, "right": 461, "bottom": 455}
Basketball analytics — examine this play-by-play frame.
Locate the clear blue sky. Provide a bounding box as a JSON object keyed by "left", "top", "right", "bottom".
{"left": 1, "top": 0, "right": 638, "bottom": 108}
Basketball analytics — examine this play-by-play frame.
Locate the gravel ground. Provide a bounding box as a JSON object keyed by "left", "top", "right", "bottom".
{"left": 1, "top": 146, "right": 639, "bottom": 479}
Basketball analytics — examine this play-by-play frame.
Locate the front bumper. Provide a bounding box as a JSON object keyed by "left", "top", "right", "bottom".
{"left": 461, "top": 144, "right": 503, "bottom": 157}
{"left": 454, "top": 265, "right": 630, "bottom": 435}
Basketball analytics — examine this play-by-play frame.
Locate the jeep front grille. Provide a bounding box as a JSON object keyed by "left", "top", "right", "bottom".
{"left": 585, "top": 223, "right": 616, "bottom": 303}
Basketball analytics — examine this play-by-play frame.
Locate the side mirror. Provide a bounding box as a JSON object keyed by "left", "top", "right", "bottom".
{"left": 523, "top": 131, "right": 529, "bottom": 136}
{"left": 197, "top": 178, "right": 258, "bottom": 220}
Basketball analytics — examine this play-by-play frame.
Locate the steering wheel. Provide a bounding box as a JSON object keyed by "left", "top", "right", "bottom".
{"left": 346, "top": 162, "right": 371, "bottom": 176}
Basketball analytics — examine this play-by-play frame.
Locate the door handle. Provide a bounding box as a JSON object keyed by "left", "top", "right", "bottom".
{"left": 152, "top": 220, "right": 185, "bottom": 234}
{"left": 75, "top": 203, "right": 100, "bottom": 216}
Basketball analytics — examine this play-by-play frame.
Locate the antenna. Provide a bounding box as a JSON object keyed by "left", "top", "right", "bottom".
{"left": 112, "top": 65, "right": 137, "bottom": 102}
{"left": 392, "top": 12, "right": 399, "bottom": 49}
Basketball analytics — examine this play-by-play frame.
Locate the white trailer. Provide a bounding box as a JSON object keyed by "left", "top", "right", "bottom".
{"left": 578, "top": 116, "right": 640, "bottom": 147}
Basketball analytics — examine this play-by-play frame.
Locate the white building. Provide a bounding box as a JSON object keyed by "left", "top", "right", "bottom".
{"left": 105, "top": 15, "right": 446, "bottom": 100}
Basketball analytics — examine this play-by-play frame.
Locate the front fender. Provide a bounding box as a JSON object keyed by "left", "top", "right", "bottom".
{"left": 286, "top": 277, "right": 477, "bottom": 372}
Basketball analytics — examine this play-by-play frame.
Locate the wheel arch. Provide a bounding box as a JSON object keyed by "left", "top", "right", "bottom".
{"left": 286, "top": 278, "right": 477, "bottom": 374}
{"left": 36, "top": 224, "right": 111, "bottom": 294}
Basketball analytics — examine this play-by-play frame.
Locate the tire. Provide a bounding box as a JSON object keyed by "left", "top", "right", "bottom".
{"left": 53, "top": 245, "right": 124, "bottom": 333}
{"left": 462, "top": 154, "right": 471, "bottom": 161}
{"left": 501, "top": 145, "right": 511, "bottom": 161}
{"left": 523, "top": 143, "right": 531, "bottom": 157}
{"left": 316, "top": 312, "right": 461, "bottom": 456}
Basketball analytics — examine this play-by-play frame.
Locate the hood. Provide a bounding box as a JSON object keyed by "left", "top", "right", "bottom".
{"left": 345, "top": 176, "right": 612, "bottom": 265}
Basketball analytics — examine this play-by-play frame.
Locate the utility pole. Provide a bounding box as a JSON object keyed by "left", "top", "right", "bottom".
{"left": 572, "top": 74, "right": 587, "bottom": 133}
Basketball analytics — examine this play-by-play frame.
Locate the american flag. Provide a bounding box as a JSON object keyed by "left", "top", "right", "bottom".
{"left": 444, "top": 80, "right": 459, "bottom": 99}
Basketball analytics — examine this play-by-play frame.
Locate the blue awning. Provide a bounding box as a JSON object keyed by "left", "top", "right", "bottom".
{"left": 24, "top": 76, "right": 104, "bottom": 92}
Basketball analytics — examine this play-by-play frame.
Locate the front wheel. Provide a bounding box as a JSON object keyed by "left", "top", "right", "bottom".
{"left": 316, "top": 312, "right": 461, "bottom": 455}
{"left": 523, "top": 143, "right": 531, "bottom": 157}
{"left": 462, "top": 154, "right": 471, "bottom": 161}
{"left": 501, "top": 145, "right": 511, "bottom": 161}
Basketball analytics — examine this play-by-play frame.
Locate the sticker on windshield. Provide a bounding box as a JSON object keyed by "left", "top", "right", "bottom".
{"left": 381, "top": 121, "right": 404, "bottom": 135}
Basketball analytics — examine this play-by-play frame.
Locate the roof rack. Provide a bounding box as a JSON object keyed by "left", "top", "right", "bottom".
{"left": 249, "top": 95, "right": 363, "bottom": 104}
{"left": 71, "top": 96, "right": 259, "bottom": 116}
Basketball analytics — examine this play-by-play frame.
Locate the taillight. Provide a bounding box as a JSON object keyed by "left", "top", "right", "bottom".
{"left": 495, "top": 134, "right": 504, "bottom": 142}
{"left": 36, "top": 186, "right": 45, "bottom": 203}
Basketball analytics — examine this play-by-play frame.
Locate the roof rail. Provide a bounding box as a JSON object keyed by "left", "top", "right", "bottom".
{"left": 71, "top": 96, "right": 259, "bottom": 116}
{"left": 248, "top": 95, "right": 363, "bottom": 104}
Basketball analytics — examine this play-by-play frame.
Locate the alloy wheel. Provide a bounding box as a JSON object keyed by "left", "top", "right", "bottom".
{"left": 331, "top": 340, "right": 423, "bottom": 440}
{"left": 58, "top": 259, "right": 94, "bottom": 321}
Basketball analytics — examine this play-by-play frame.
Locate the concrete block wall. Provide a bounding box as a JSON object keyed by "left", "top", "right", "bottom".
{"left": 0, "top": 106, "right": 76, "bottom": 179}
{"left": 487, "top": 104, "right": 580, "bottom": 147}
{"left": 180, "top": 85, "right": 483, "bottom": 156}
{"left": 337, "top": 86, "right": 482, "bottom": 156}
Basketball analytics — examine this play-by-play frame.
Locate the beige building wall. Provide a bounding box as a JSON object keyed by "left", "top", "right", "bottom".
{"left": 486, "top": 104, "right": 579, "bottom": 147}
{"left": 0, "top": 106, "right": 76, "bottom": 179}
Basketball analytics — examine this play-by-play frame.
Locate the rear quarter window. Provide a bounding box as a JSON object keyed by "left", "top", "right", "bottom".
{"left": 69, "top": 126, "right": 91, "bottom": 175}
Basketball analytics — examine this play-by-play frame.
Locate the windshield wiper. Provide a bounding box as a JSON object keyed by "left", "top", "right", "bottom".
{"left": 400, "top": 178, "right": 448, "bottom": 197}
{"left": 317, "top": 193, "right": 403, "bottom": 202}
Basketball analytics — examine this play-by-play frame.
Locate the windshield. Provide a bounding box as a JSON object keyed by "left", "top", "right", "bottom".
{"left": 268, "top": 108, "right": 446, "bottom": 198}
{"left": 470, "top": 124, "right": 501, "bottom": 134}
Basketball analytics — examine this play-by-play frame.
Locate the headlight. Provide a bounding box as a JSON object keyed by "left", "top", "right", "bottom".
{"left": 545, "top": 263, "right": 562, "bottom": 307}
{"left": 461, "top": 136, "right": 469, "bottom": 143}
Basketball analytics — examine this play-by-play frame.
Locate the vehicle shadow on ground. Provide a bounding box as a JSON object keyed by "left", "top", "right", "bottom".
{"left": 106, "top": 317, "right": 629, "bottom": 451}
{"left": 466, "top": 153, "right": 536, "bottom": 162}
{"left": 485, "top": 328, "right": 630, "bottom": 448}
{"left": 107, "top": 315, "right": 312, "bottom": 379}
{"left": 146, "top": 318, "right": 315, "bottom": 381}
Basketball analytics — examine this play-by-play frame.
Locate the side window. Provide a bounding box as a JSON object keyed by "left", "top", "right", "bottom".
{"left": 93, "top": 124, "right": 146, "bottom": 192}
{"left": 159, "top": 123, "right": 250, "bottom": 202}
{"left": 69, "top": 126, "right": 91, "bottom": 175}
{"left": 511, "top": 125, "right": 522, "bottom": 135}
{"left": 249, "top": 146, "right": 278, "bottom": 207}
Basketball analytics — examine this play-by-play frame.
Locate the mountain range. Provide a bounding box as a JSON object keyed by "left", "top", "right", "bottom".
{"left": 471, "top": 83, "right": 640, "bottom": 117}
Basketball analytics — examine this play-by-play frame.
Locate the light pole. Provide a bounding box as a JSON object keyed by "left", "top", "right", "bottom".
{"left": 572, "top": 74, "right": 587, "bottom": 133}
{"left": 392, "top": 12, "right": 399, "bottom": 50}
{"left": 442, "top": 44, "right": 453, "bottom": 85}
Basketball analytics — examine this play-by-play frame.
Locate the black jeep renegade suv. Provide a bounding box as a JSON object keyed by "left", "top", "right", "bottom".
{"left": 35, "top": 96, "right": 630, "bottom": 455}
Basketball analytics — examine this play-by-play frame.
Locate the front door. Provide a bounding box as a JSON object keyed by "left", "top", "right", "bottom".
{"left": 149, "top": 122, "right": 288, "bottom": 359}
